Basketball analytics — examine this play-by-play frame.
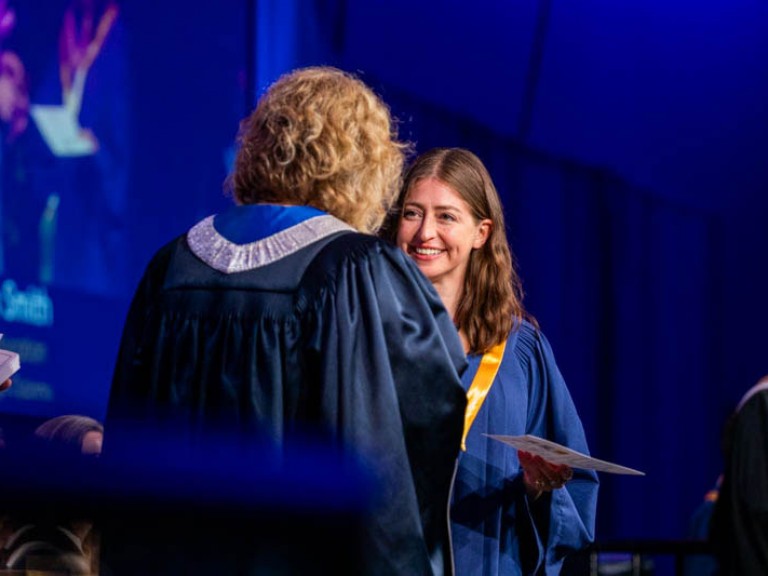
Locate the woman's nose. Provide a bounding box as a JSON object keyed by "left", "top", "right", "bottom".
{"left": 416, "top": 215, "right": 436, "bottom": 240}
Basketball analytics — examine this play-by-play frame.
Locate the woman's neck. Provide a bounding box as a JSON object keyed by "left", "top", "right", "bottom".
{"left": 432, "top": 280, "right": 459, "bottom": 321}
{"left": 432, "top": 280, "right": 470, "bottom": 353}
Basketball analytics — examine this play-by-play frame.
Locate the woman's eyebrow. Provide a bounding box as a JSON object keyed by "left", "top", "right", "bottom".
{"left": 404, "top": 202, "right": 461, "bottom": 211}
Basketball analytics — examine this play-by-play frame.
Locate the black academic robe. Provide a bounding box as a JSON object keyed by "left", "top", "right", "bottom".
{"left": 105, "top": 218, "right": 468, "bottom": 576}
{"left": 710, "top": 388, "right": 768, "bottom": 575}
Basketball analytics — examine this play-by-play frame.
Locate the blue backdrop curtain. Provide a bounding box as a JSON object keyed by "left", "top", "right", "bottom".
{"left": 253, "top": 0, "right": 728, "bottom": 545}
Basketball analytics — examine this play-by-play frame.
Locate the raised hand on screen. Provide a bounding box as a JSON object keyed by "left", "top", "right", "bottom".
{"left": 58, "top": 0, "right": 119, "bottom": 102}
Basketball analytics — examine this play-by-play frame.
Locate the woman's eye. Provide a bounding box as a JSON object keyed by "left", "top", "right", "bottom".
{"left": 402, "top": 209, "right": 421, "bottom": 219}
{"left": 439, "top": 213, "right": 457, "bottom": 222}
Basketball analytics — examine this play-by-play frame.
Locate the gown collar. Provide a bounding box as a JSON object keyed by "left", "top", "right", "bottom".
{"left": 187, "top": 204, "right": 354, "bottom": 273}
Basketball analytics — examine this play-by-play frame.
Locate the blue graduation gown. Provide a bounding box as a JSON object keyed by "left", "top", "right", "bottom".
{"left": 451, "top": 321, "right": 598, "bottom": 575}
{"left": 106, "top": 205, "right": 468, "bottom": 576}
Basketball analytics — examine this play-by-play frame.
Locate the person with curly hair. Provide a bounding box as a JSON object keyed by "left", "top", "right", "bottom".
{"left": 386, "top": 147, "right": 598, "bottom": 575}
{"left": 105, "top": 67, "right": 467, "bottom": 576}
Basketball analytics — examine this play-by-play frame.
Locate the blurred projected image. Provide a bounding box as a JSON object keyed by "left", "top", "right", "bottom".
{"left": 0, "top": 0, "right": 128, "bottom": 303}
{"left": 0, "top": 0, "right": 244, "bottom": 420}
{"left": 0, "top": 0, "right": 128, "bottom": 421}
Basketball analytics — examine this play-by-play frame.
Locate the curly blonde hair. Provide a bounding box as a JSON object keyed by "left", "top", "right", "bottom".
{"left": 228, "top": 66, "right": 410, "bottom": 234}
{"left": 384, "top": 148, "right": 533, "bottom": 354}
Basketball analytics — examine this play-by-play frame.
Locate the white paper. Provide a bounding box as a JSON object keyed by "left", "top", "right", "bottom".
{"left": 30, "top": 104, "right": 97, "bottom": 157}
{"left": 0, "top": 348, "right": 20, "bottom": 382}
{"left": 486, "top": 434, "right": 645, "bottom": 476}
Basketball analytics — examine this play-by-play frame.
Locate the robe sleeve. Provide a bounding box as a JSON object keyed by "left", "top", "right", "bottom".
{"left": 300, "top": 235, "right": 468, "bottom": 576}
{"left": 106, "top": 239, "right": 177, "bottom": 428}
{"left": 517, "top": 327, "right": 599, "bottom": 575}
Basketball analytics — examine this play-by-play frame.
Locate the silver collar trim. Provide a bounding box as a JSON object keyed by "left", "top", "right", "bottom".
{"left": 187, "top": 214, "right": 354, "bottom": 273}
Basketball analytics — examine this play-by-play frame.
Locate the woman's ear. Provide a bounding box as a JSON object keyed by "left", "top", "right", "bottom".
{"left": 473, "top": 219, "right": 492, "bottom": 249}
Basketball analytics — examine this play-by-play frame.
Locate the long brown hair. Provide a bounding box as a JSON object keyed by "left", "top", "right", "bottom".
{"left": 386, "top": 148, "right": 531, "bottom": 354}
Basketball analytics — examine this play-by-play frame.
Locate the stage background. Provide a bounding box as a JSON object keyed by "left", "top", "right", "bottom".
{"left": 2, "top": 1, "right": 767, "bottom": 571}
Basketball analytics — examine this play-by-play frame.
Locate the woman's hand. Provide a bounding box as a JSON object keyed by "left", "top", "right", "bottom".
{"left": 519, "top": 450, "right": 573, "bottom": 500}
{"left": 59, "top": 1, "right": 119, "bottom": 97}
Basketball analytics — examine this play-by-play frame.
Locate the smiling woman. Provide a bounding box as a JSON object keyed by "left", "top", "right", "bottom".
{"left": 384, "top": 147, "right": 599, "bottom": 575}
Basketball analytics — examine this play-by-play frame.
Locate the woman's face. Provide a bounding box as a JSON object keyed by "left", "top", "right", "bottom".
{"left": 396, "top": 177, "right": 490, "bottom": 291}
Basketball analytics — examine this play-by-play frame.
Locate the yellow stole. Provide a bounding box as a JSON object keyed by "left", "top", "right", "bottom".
{"left": 461, "top": 338, "right": 508, "bottom": 450}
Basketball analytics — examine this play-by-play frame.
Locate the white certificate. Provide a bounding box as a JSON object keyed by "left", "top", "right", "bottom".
{"left": 486, "top": 434, "right": 645, "bottom": 476}
{"left": 30, "top": 104, "right": 97, "bottom": 157}
{"left": 0, "top": 348, "right": 20, "bottom": 382}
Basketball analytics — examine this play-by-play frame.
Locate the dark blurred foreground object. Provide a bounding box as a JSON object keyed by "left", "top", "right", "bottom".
{"left": 0, "top": 427, "right": 374, "bottom": 575}
{"left": 710, "top": 376, "right": 768, "bottom": 575}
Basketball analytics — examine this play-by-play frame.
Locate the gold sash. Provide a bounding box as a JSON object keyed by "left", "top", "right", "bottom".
{"left": 461, "top": 338, "right": 508, "bottom": 451}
